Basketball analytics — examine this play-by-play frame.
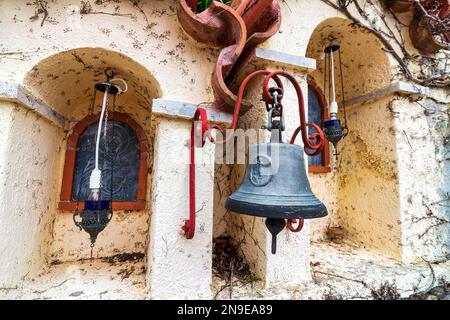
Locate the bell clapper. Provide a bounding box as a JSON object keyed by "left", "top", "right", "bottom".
{"left": 90, "top": 243, "right": 94, "bottom": 260}
{"left": 263, "top": 89, "right": 291, "bottom": 239}
{"left": 265, "top": 218, "right": 286, "bottom": 254}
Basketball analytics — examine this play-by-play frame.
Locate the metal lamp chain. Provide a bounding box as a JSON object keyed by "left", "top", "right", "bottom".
{"left": 110, "top": 94, "right": 116, "bottom": 204}
{"left": 338, "top": 48, "right": 348, "bottom": 133}
{"left": 103, "top": 86, "right": 110, "bottom": 140}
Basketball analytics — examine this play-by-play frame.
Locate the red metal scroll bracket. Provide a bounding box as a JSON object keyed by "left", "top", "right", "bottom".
{"left": 182, "top": 70, "right": 325, "bottom": 239}
{"left": 286, "top": 218, "right": 305, "bottom": 233}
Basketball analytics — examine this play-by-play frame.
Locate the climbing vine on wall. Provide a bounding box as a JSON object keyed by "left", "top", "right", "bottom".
{"left": 320, "top": 0, "right": 450, "bottom": 87}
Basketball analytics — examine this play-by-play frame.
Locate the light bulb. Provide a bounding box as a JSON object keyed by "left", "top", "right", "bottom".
{"left": 330, "top": 101, "right": 338, "bottom": 120}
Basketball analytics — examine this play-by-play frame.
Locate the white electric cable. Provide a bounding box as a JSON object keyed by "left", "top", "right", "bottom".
{"left": 329, "top": 49, "right": 338, "bottom": 120}
{"left": 89, "top": 84, "right": 110, "bottom": 199}
{"left": 95, "top": 86, "right": 110, "bottom": 171}
{"left": 110, "top": 78, "right": 128, "bottom": 94}
{"left": 89, "top": 78, "right": 128, "bottom": 200}
{"left": 331, "top": 50, "right": 336, "bottom": 103}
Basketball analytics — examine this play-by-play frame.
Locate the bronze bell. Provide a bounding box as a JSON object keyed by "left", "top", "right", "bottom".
{"left": 226, "top": 142, "right": 327, "bottom": 254}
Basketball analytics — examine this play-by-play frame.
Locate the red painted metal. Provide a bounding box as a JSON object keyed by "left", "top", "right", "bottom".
{"left": 183, "top": 70, "right": 326, "bottom": 239}
{"left": 287, "top": 219, "right": 304, "bottom": 233}
{"left": 177, "top": 0, "right": 281, "bottom": 113}
{"left": 187, "top": 0, "right": 197, "bottom": 12}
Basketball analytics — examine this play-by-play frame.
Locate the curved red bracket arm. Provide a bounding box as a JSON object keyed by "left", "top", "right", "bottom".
{"left": 183, "top": 70, "right": 326, "bottom": 239}
{"left": 287, "top": 218, "right": 305, "bottom": 233}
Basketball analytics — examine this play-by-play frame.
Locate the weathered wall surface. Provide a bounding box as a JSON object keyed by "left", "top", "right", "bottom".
{"left": 336, "top": 97, "right": 402, "bottom": 259}
{"left": 392, "top": 96, "right": 449, "bottom": 263}
{"left": 148, "top": 118, "right": 215, "bottom": 299}
{"left": 0, "top": 102, "right": 63, "bottom": 287}
{"left": 50, "top": 211, "right": 150, "bottom": 262}
{"left": 0, "top": 103, "right": 17, "bottom": 288}
{"left": 213, "top": 162, "right": 231, "bottom": 238}
{"left": 309, "top": 170, "right": 339, "bottom": 241}
{"left": 262, "top": 1, "right": 342, "bottom": 57}
{"left": 0, "top": 0, "right": 217, "bottom": 104}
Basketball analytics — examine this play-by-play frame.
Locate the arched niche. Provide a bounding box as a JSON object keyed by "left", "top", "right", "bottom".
{"left": 23, "top": 47, "right": 161, "bottom": 122}
{"left": 306, "top": 17, "right": 392, "bottom": 102}
{"left": 306, "top": 18, "right": 403, "bottom": 260}
{"left": 19, "top": 47, "right": 161, "bottom": 263}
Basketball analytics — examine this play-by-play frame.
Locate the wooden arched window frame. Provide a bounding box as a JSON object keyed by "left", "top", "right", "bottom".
{"left": 308, "top": 80, "right": 331, "bottom": 174}
{"left": 58, "top": 112, "right": 149, "bottom": 211}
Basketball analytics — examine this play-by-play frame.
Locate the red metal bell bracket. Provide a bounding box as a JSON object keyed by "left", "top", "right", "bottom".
{"left": 182, "top": 70, "right": 325, "bottom": 239}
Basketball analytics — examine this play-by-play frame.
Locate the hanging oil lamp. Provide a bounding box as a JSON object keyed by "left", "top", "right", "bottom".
{"left": 322, "top": 43, "right": 349, "bottom": 160}
{"left": 73, "top": 69, "right": 128, "bottom": 252}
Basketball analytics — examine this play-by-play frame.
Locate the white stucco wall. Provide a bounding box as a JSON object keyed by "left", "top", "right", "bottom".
{"left": 337, "top": 97, "right": 402, "bottom": 259}
{"left": 0, "top": 102, "right": 62, "bottom": 287}
{"left": 147, "top": 118, "right": 215, "bottom": 299}
{"left": 0, "top": 0, "right": 216, "bottom": 104}
{"left": 393, "top": 97, "right": 449, "bottom": 263}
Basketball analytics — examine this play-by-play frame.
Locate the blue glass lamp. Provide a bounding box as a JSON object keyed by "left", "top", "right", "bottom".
{"left": 323, "top": 43, "right": 348, "bottom": 159}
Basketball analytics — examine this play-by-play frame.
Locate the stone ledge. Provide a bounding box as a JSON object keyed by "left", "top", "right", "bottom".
{"left": 254, "top": 47, "right": 316, "bottom": 72}
{"left": 0, "top": 81, "right": 66, "bottom": 128}
{"left": 346, "top": 81, "right": 430, "bottom": 107}
{"left": 152, "top": 99, "right": 233, "bottom": 124}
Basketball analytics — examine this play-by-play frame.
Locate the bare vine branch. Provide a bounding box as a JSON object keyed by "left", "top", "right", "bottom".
{"left": 319, "top": 0, "right": 450, "bottom": 87}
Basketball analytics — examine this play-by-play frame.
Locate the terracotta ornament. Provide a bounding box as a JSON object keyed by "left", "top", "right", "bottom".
{"left": 177, "top": 0, "right": 281, "bottom": 113}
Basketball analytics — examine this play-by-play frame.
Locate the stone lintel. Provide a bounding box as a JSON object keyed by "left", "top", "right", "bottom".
{"left": 152, "top": 99, "right": 233, "bottom": 124}
{"left": 254, "top": 47, "right": 316, "bottom": 73}
{"left": 346, "top": 81, "right": 430, "bottom": 107}
{"left": 0, "top": 81, "right": 66, "bottom": 128}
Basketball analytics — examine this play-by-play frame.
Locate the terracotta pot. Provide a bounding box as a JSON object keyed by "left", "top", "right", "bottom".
{"left": 409, "top": 0, "right": 450, "bottom": 57}
{"left": 384, "top": 0, "right": 414, "bottom": 13}
{"left": 436, "top": 0, "right": 449, "bottom": 19}
{"left": 409, "top": 16, "right": 448, "bottom": 57}
{"left": 187, "top": 0, "right": 197, "bottom": 12}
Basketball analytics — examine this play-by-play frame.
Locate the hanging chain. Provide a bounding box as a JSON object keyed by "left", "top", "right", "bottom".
{"left": 89, "top": 89, "right": 97, "bottom": 115}
{"left": 338, "top": 48, "right": 349, "bottom": 136}
{"left": 110, "top": 94, "right": 116, "bottom": 203}
{"left": 323, "top": 48, "right": 327, "bottom": 110}
{"left": 103, "top": 86, "right": 110, "bottom": 140}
